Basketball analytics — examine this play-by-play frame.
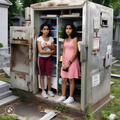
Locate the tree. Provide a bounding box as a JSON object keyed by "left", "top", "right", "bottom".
{"left": 8, "top": 0, "right": 48, "bottom": 27}
{"left": 8, "top": 0, "right": 19, "bottom": 27}
{"left": 20, "top": 0, "right": 48, "bottom": 8}
{"left": 20, "top": 0, "right": 49, "bottom": 16}
{"left": 89, "top": 0, "right": 120, "bottom": 16}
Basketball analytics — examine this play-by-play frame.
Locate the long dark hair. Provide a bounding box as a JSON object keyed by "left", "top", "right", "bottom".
{"left": 39, "top": 23, "right": 51, "bottom": 37}
{"left": 62, "top": 23, "right": 77, "bottom": 39}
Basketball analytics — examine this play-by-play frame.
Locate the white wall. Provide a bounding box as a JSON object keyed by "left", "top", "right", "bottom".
{"left": 0, "top": 7, "right": 8, "bottom": 47}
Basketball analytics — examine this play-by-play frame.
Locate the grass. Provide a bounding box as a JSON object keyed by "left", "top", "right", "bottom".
{"left": 97, "top": 78, "right": 120, "bottom": 120}
{"left": 111, "top": 70, "right": 120, "bottom": 75}
{"left": 0, "top": 75, "right": 10, "bottom": 83}
{"left": 111, "top": 61, "right": 120, "bottom": 75}
{"left": 0, "top": 114, "right": 18, "bottom": 120}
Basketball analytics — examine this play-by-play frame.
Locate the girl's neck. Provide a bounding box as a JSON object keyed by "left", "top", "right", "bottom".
{"left": 68, "top": 36, "right": 71, "bottom": 39}
{"left": 42, "top": 35, "right": 49, "bottom": 41}
{"left": 42, "top": 34, "right": 48, "bottom": 38}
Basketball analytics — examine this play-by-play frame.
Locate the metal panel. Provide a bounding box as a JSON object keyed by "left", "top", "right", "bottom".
{"left": 85, "top": 2, "right": 113, "bottom": 106}
{"left": 10, "top": 27, "right": 35, "bottom": 92}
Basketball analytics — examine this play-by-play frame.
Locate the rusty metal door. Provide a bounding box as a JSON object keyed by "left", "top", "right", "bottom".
{"left": 10, "top": 27, "right": 34, "bottom": 92}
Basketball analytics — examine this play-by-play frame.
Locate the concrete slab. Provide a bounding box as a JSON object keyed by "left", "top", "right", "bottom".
{"left": 0, "top": 95, "right": 19, "bottom": 106}
{"left": 2, "top": 67, "right": 10, "bottom": 76}
{"left": 14, "top": 102, "right": 45, "bottom": 120}
{"left": 111, "top": 74, "right": 120, "bottom": 78}
{"left": 0, "top": 84, "right": 9, "bottom": 94}
{"left": 35, "top": 94, "right": 81, "bottom": 112}
{"left": 0, "top": 90, "right": 12, "bottom": 100}
{"left": 0, "top": 81, "right": 8, "bottom": 86}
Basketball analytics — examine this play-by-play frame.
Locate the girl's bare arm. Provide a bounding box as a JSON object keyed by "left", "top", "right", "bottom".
{"left": 37, "top": 41, "right": 55, "bottom": 54}
{"left": 63, "top": 37, "right": 78, "bottom": 69}
{"left": 44, "top": 42, "right": 55, "bottom": 50}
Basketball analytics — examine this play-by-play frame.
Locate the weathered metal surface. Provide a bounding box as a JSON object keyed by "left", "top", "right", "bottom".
{"left": 31, "top": 0, "right": 85, "bottom": 8}
{"left": 10, "top": 27, "right": 35, "bottom": 92}
{"left": 81, "top": 2, "right": 113, "bottom": 109}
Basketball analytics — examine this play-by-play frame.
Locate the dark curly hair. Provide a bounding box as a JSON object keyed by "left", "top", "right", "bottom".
{"left": 62, "top": 23, "right": 77, "bottom": 39}
{"left": 39, "top": 23, "right": 51, "bottom": 37}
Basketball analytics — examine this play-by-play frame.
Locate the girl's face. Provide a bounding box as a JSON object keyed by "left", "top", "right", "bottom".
{"left": 65, "top": 25, "right": 72, "bottom": 36}
{"left": 41, "top": 26, "right": 49, "bottom": 36}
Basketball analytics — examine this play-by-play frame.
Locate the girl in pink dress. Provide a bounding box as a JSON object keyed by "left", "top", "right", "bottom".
{"left": 57, "top": 23, "right": 80, "bottom": 104}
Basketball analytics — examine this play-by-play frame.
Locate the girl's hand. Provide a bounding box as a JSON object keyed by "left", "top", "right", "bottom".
{"left": 62, "top": 63, "right": 70, "bottom": 69}
{"left": 41, "top": 43, "right": 46, "bottom": 48}
{"left": 51, "top": 50, "right": 55, "bottom": 54}
{"left": 44, "top": 43, "right": 49, "bottom": 47}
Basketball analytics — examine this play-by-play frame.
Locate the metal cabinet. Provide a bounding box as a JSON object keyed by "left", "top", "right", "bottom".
{"left": 10, "top": 0, "right": 113, "bottom": 112}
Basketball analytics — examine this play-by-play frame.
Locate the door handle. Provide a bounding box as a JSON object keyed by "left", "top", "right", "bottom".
{"left": 80, "top": 43, "right": 87, "bottom": 62}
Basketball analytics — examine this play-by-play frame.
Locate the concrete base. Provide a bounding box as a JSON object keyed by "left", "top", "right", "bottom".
{"left": 0, "top": 47, "right": 9, "bottom": 55}
{"left": 14, "top": 89, "right": 84, "bottom": 117}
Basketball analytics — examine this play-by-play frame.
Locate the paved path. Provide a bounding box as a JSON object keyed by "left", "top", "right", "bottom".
{"left": 0, "top": 100, "right": 84, "bottom": 120}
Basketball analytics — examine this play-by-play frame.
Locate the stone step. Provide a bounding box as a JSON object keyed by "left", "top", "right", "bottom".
{"left": 0, "top": 61, "right": 10, "bottom": 68}
{"left": 112, "top": 63, "right": 120, "bottom": 67}
{"left": 0, "top": 90, "right": 12, "bottom": 100}
{"left": 0, "top": 73, "right": 5, "bottom": 75}
{"left": 2, "top": 67, "right": 10, "bottom": 76}
{"left": 112, "top": 57, "right": 116, "bottom": 61}
{"left": 0, "top": 83, "right": 9, "bottom": 94}
{"left": 111, "top": 60, "right": 119, "bottom": 65}
{"left": 0, "top": 81, "right": 8, "bottom": 86}
{"left": 0, "top": 55, "right": 4, "bottom": 63}
{"left": 4, "top": 54, "right": 10, "bottom": 60}
{"left": 0, "top": 47, "right": 9, "bottom": 55}
{"left": 111, "top": 74, "right": 120, "bottom": 78}
{"left": 0, "top": 95, "right": 19, "bottom": 106}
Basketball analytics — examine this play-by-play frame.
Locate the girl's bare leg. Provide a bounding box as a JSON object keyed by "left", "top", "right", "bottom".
{"left": 69, "top": 79, "right": 75, "bottom": 97}
{"left": 47, "top": 76, "right": 51, "bottom": 91}
{"left": 62, "top": 78, "right": 67, "bottom": 96}
{"left": 40, "top": 75, "right": 45, "bottom": 91}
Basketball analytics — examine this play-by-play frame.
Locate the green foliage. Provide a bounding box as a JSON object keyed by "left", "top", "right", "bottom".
{"left": 99, "top": 78, "right": 120, "bottom": 120}
{"left": 8, "top": 0, "right": 49, "bottom": 28}
{"left": 89, "top": 0, "right": 120, "bottom": 16}
{"left": 63, "top": 118, "right": 70, "bottom": 120}
{"left": 0, "top": 114, "right": 18, "bottom": 120}
{"left": 8, "top": 0, "right": 20, "bottom": 27}
{"left": 84, "top": 105, "right": 96, "bottom": 120}
{"left": 55, "top": 104, "right": 68, "bottom": 113}
{"left": 0, "top": 76, "right": 10, "bottom": 83}
{"left": 59, "top": 26, "right": 64, "bottom": 38}
{"left": 100, "top": 111, "right": 111, "bottom": 120}
{"left": 0, "top": 43, "right": 3, "bottom": 48}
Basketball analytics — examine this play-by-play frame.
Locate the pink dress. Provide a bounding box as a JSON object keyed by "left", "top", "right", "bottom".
{"left": 61, "top": 39, "right": 80, "bottom": 79}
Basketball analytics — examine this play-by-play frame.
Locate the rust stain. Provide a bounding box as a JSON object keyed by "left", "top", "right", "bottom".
{"left": 11, "top": 44, "right": 29, "bottom": 68}
{"left": 12, "top": 39, "right": 29, "bottom": 44}
{"left": 14, "top": 30, "right": 26, "bottom": 32}
{"left": 15, "top": 72, "right": 26, "bottom": 80}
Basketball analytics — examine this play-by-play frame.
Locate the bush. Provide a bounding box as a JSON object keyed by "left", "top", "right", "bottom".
{"left": 0, "top": 43, "right": 3, "bottom": 48}
{"left": 0, "top": 114, "right": 18, "bottom": 120}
